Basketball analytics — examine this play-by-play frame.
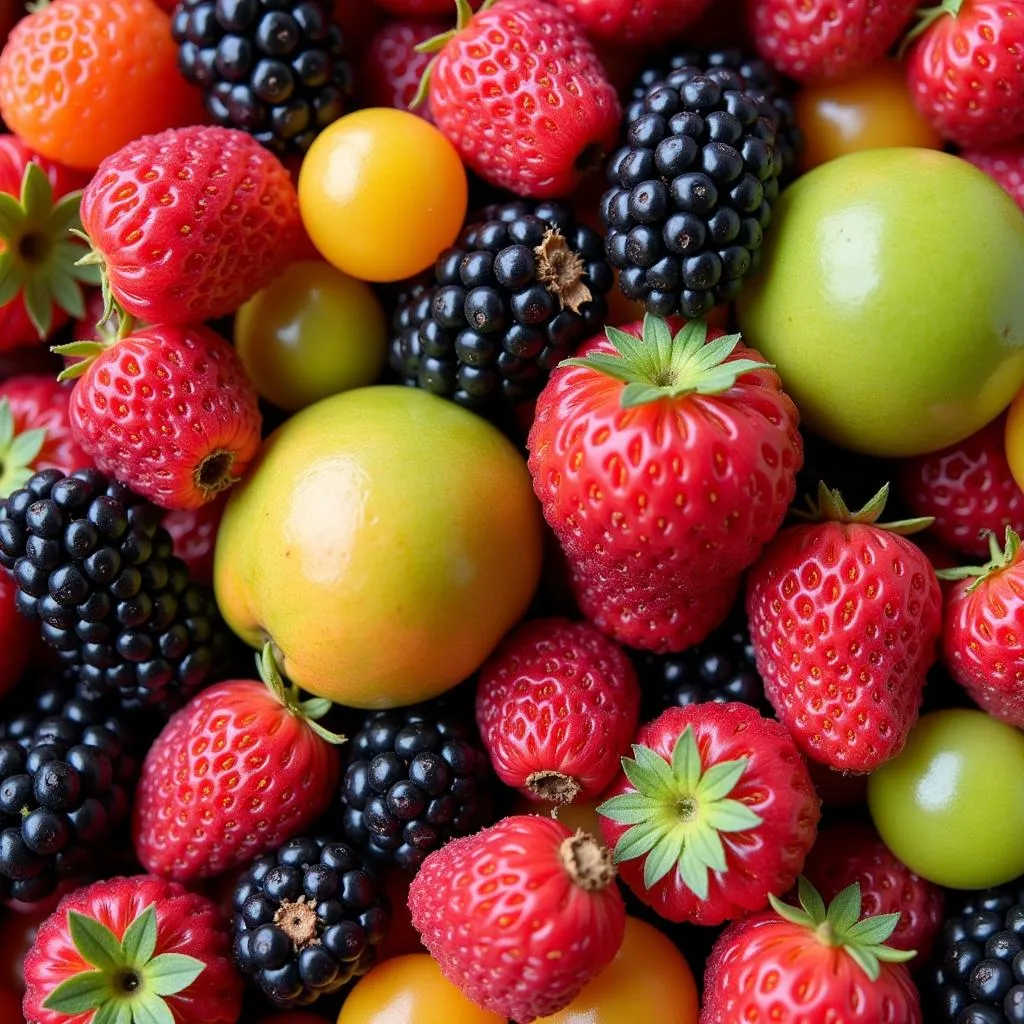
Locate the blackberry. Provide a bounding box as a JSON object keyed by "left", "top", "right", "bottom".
{"left": 0, "top": 468, "right": 230, "bottom": 709}
{"left": 388, "top": 200, "right": 613, "bottom": 413}
{"left": 387, "top": 280, "right": 437, "bottom": 391}
{"left": 601, "top": 64, "right": 782, "bottom": 320}
{"left": 340, "top": 705, "right": 492, "bottom": 872}
{"left": 172, "top": 0, "right": 351, "bottom": 157}
{"left": 232, "top": 834, "right": 390, "bottom": 1008}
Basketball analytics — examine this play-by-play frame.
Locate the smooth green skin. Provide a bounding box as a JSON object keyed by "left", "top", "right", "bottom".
{"left": 234, "top": 260, "right": 387, "bottom": 412}
{"left": 867, "top": 710, "right": 1024, "bottom": 889}
{"left": 736, "top": 148, "right": 1024, "bottom": 457}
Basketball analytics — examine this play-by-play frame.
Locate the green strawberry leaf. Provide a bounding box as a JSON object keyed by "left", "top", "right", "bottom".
{"left": 68, "top": 911, "right": 125, "bottom": 973}
{"left": 826, "top": 883, "right": 863, "bottom": 934}
{"left": 696, "top": 757, "right": 748, "bottom": 802}
{"left": 595, "top": 792, "right": 660, "bottom": 826}
{"left": 611, "top": 821, "right": 666, "bottom": 864}
{"left": 43, "top": 971, "right": 111, "bottom": 1014}
{"left": 132, "top": 994, "right": 176, "bottom": 1024}
{"left": 798, "top": 875, "right": 827, "bottom": 923}
{"left": 670, "top": 727, "right": 702, "bottom": 791}
{"left": 795, "top": 481, "right": 934, "bottom": 535}
{"left": 120, "top": 905, "right": 157, "bottom": 969}
{"left": 255, "top": 643, "right": 346, "bottom": 745}
{"left": 701, "top": 798, "right": 762, "bottom": 832}
{"left": 642, "top": 829, "right": 684, "bottom": 889}
{"left": 677, "top": 838, "right": 711, "bottom": 900}
{"left": 144, "top": 954, "right": 206, "bottom": 996}
{"left": 93, "top": 1002, "right": 132, "bottom": 1024}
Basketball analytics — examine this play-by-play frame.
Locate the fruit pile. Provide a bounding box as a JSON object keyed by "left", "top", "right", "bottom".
{"left": 0, "top": 0, "right": 1022, "bottom": 1021}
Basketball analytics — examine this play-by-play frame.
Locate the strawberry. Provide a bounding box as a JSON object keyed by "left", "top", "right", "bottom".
{"left": 905, "top": 0, "right": 1024, "bottom": 149}
{"left": 56, "top": 323, "right": 262, "bottom": 511}
{"left": 701, "top": 878, "right": 922, "bottom": 1024}
{"left": 745, "top": 484, "right": 943, "bottom": 772}
{"left": 549, "top": 0, "right": 714, "bottom": 47}
{"left": 899, "top": 413, "right": 1024, "bottom": 559}
{"left": 363, "top": 20, "right": 445, "bottom": 121}
{"left": 802, "top": 821, "right": 945, "bottom": 966}
{"left": 78, "top": 125, "right": 301, "bottom": 327}
{"left": 162, "top": 493, "right": 229, "bottom": 585}
{"left": 963, "top": 142, "right": 1024, "bottom": 210}
{"left": 415, "top": 0, "right": 622, "bottom": 198}
{"left": 527, "top": 316, "right": 802, "bottom": 653}
{"left": 133, "top": 645, "right": 344, "bottom": 883}
{"left": 23, "top": 874, "right": 242, "bottom": 1024}
{"left": 408, "top": 814, "right": 626, "bottom": 1022}
{"left": 748, "top": 0, "right": 918, "bottom": 83}
{"left": 597, "top": 703, "right": 820, "bottom": 926}
{"left": 475, "top": 617, "right": 641, "bottom": 804}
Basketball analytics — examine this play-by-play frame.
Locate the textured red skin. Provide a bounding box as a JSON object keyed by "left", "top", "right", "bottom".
{"left": 0, "top": 374, "right": 90, "bottom": 481}
{"left": 746, "top": 522, "right": 942, "bottom": 773}
{"left": 162, "top": 492, "right": 229, "bottom": 585}
{"left": 0, "top": 571, "right": 29, "bottom": 698}
{"left": 907, "top": 0, "right": 1024, "bottom": 148}
{"left": 550, "top": 0, "right": 714, "bottom": 46}
{"left": 133, "top": 681, "right": 340, "bottom": 883}
{"left": 368, "top": 0, "right": 478, "bottom": 17}
{"left": 22, "top": 875, "right": 242, "bottom": 1024}
{"left": 475, "top": 617, "right": 641, "bottom": 800}
{"left": 428, "top": 0, "right": 622, "bottom": 198}
{"left": 599, "top": 704, "right": 819, "bottom": 926}
{"left": 700, "top": 908, "right": 923, "bottom": 1024}
{"left": 408, "top": 815, "right": 625, "bottom": 1023}
{"left": 80, "top": 125, "right": 300, "bottom": 325}
{"left": 899, "top": 414, "right": 1024, "bottom": 559}
{"left": 963, "top": 142, "right": 1024, "bottom": 211}
{"left": 362, "top": 20, "right": 444, "bottom": 122}
{"left": 68, "top": 324, "right": 262, "bottom": 510}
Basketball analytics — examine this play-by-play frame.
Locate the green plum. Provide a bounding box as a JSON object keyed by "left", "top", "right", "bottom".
{"left": 867, "top": 709, "right": 1024, "bottom": 889}
{"left": 736, "top": 148, "right": 1024, "bottom": 457}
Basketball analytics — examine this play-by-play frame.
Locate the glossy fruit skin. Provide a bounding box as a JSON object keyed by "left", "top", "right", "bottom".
{"left": 409, "top": 815, "right": 626, "bottom": 1023}
{"left": 69, "top": 325, "right": 263, "bottom": 510}
{"left": 0, "top": 0, "right": 206, "bottom": 171}
{"left": 427, "top": 0, "right": 622, "bottom": 198}
{"left": 299, "top": 109, "right": 467, "bottom": 283}
{"left": 964, "top": 142, "right": 1024, "bottom": 210}
{"left": 600, "top": 704, "right": 820, "bottom": 926}
{"left": 362, "top": 20, "right": 444, "bottom": 122}
{"left": 81, "top": 125, "right": 300, "bottom": 325}
{"left": 0, "top": 570, "right": 29, "bottom": 699}
{"left": 548, "top": 0, "right": 713, "bottom": 46}
{"left": 235, "top": 260, "right": 387, "bottom": 412}
{"left": 133, "top": 680, "right": 340, "bottom": 883}
{"left": 907, "top": 0, "right": 1024, "bottom": 149}
{"left": 736, "top": 148, "right": 1024, "bottom": 457}
{"left": 23, "top": 874, "right": 242, "bottom": 1024}
{"left": 868, "top": 709, "right": 1024, "bottom": 889}
{"left": 162, "top": 493, "right": 228, "bottom": 586}
{"left": 214, "top": 386, "right": 544, "bottom": 708}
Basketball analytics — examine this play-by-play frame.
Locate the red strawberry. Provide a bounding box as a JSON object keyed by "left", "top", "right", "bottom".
{"left": 23, "top": 874, "right": 242, "bottom": 1024}
{"left": 133, "top": 644, "right": 344, "bottom": 883}
{"left": 409, "top": 814, "right": 625, "bottom": 1022}
{"left": 899, "top": 413, "right": 1024, "bottom": 559}
{"left": 527, "top": 316, "right": 802, "bottom": 653}
{"left": 745, "top": 484, "right": 943, "bottom": 773}
{"left": 475, "top": 617, "right": 641, "bottom": 803}
{"left": 598, "top": 703, "right": 820, "bottom": 926}
{"left": 417, "top": 0, "right": 622, "bottom": 198}
{"left": 748, "top": 0, "right": 918, "bottom": 83}
{"left": 701, "top": 878, "right": 922, "bottom": 1024}
{"left": 57, "top": 323, "right": 262, "bottom": 510}
{"left": 162, "top": 492, "right": 229, "bottom": 585}
{"left": 905, "top": 0, "right": 1024, "bottom": 148}
{"left": 802, "top": 821, "right": 945, "bottom": 966}
{"left": 549, "top": 0, "right": 713, "bottom": 47}
{"left": 363, "top": 20, "right": 445, "bottom": 121}
{"left": 79, "top": 125, "right": 301, "bottom": 326}
{"left": 963, "top": 142, "right": 1024, "bottom": 210}
{"left": 0, "top": 568, "right": 30, "bottom": 698}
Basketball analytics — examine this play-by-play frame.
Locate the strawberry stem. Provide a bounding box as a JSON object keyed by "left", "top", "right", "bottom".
{"left": 410, "top": 0, "right": 499, "bottom": 108}
{"left": 936, "top": 527, "right": 1021, "bottom": 590}
{"left": 256, "top": 643, "right": 346, "bottom": 746}
{"left": 899, "top": 0, "right": 963, "bottom": 54}
{"left": 559, "top": 831, "right": 616, "bottom": 892}
{"left": 792, "top": 482, "right": 934, "bottom": 536}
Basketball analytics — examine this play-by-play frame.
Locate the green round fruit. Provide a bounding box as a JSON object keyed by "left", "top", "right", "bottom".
{"left": 736, "top": 148, "right": 1024, "bottom": 457}
{"left": 867, "top": 709, "right": 1024, "bottom": 889}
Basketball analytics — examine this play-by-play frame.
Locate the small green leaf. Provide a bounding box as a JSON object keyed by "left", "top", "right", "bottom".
{"left": 68, "top": 910, "right": 126, "bottom": 973}
{"left": 596, "top": 792, "right": 660, "bottom": 826}
{"left": 22, "top": 273, "right": 53, "bottom": 338}
{"left": 21, "top": 161, "right": 54, "bottom": 220}
{"left": 132, "top": 994, "right": 176, "bottom": 1024}
{"left": 297, "top": 697, "right": 333, "bottom": 720}
{"left": 42, "top": 971, "right": 111, "bottom": 1013}
{"left": 688, "top": 822, "right": 727, "bottom": 873}
{"left": 0, "top": 192, "right": 26, "bottom": 241}
{"left": 8, "top": 428, "right": 46, "bottom": 470}
{"left": 768, "top": 891, "right": 816, "bottom": 931}
{"left": 305, "top": 719, "right": 348, "bottom": 746}
{"left": 873, "top": 946, "right": 917, "bottom": 964}
{"left": 120, "top": 904, "right": 158, "bottom": 969}
{"left": 0, "top": 398, "right": 13, "bottom": 451}
{"left": 670, "top": 727, "right": 701, "bottom": 792}
{"left": 844, "top": 944, "right": 881, "bottom": 983}
{"left": 642, "top": 832, "right": 684, "bottom": 890}
{"left": 689, "top": 332, "right": 742, "bottom": 372}
{"left": 561, "top": 351, "right": 637, "bottom": 385}
{"left": 612, "top": 821, "right": 666, "bottom": 864}
{"left": 92, "top": 1001, "right": 132, "bottom": 1024}
{"left": 846, "top": 912, "right": 902, "bottom": 947}
{"left": 629, "top": 743, "right": 676, "bottom": 792}
{"left": 677, "top": 838, "right": 710, "bottom": 900}
{"left": 702, "top": 798, "right": 762, "bottom": 833}
{"left": 619, "top": 382, "right": 672, "bottom": 407}
{"left": 145, "top": 952, "right": 206, "bottom": 996}
{"left": 0, "top": 250, "right": 23, "bottom": 308}
{"left": 798, "top": 876, "right": 827, "bottom": 924}
{"left": 48, "top": 190, "right": 84, "bottom": 235}
{"left": 49, "top": 268, "right": 86, "bottom": 319}
{"left": 695, "top": 756, "right": 747, "bottom": 802}
{"left": 826, "top": 883, "right": 863, "bottom": 934}
{"left": 51, "top": 340, "right": 106, "bottom": 358}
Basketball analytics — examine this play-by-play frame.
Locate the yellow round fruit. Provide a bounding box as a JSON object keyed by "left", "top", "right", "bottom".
{"left": 1005, "top": 385, "right": 1024, "bottom": 492}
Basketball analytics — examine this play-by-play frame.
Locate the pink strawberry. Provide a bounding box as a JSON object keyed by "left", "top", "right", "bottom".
{"left": 963, "top": 142, "right": 1024, "bottom": 210}
{"left": 549, "top": 0, "right": 714, "bottom": 47}
{"left": 162, "top": 492, "right": 229, "bottom": 585}
{"left": 363, "top": 20, "right": 444, "bottom": 121}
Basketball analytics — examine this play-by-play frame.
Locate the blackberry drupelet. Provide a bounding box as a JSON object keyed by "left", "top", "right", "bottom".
{"left": 340, "top": 705, "right": 492, "bottom": 872}
{"left": 388, "top": 201, "right": 613, "bottom": 412}
{"left": 601, "top": 64, "right": 782, "bottom": 319}
{"left": 172, "top": 0, "right": 351, "bottom": 157}
{"left": 232, "top": 835, "right": 390, "bottom": 1008}
{"left": 387, "top": 281, "right": 437, "bottom": 391}
{"left": 0, "top": 468, "right": 229, "bottom": 710}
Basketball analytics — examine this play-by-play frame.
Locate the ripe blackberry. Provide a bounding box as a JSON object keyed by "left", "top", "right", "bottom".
{"left": 387, "top": 280, "right": 437, "bottom": 390}
{"left": 0, "top": 468, "right": 230, "bottom": 710}
{"left": 388, "top": 201, "right": 613, "bottom": 413}
{"left": 232, "top": 834, "right": 390, "bottom": 1008}
{"left": 601, "top": 64, "right": 782, "bottom": 319}
{"left": 172, "top": 0, "right": 352, "bottom": 157}
{"left": 340, "top": 705, "right": 493, "bottom": 872}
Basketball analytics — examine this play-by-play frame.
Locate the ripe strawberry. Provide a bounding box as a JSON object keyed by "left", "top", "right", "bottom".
{"left": 549, "top": 0, "right": 713, "bottom": 46}
{"left": 899, "top": 413, "right": 1024, "bottom": 559}
{"left": 417, "top": 0, "right": 622, "bottom": 198}
{"left": 23, "top": 874, "right": 242, "bottom": 1024}
{"left": 79, "top": 125, "right": 301, "bottom": 326}
{"left": 746, "top": 484, "right": 943, "bottom": 773}
{"left": 749, "top": 0, "right": 918, "bottom": 83}
{"left": 701, "top": 878, "right": 922, "bottom": 1024}
{"left": 963, "top": 142, "right": 1024, "bottom": 210}
{"left": 527, "top": 316, "right": 802, "bottom": 652}
{"left": 163, "top": 493, "right": 229, "bottom": 585}
{"left": 57, "top": 323, "right": 262, "bottom": 510}
{"left": 905, "top": 0, "right": 1024, "bottom": 148}
{"left": 475, "top": 617, "right": 641, "bottom": 804}
{"left": 409, "top": 814, "right": 626, "bottom": 1022}
{"left": 133, "top": 645, "right": 344, "bottom": 883}
{"left": 363, "top": 20, "right": 445, "bottom": 121}
{"left": 598, "top": 703, "right": 819, "bottom": 926}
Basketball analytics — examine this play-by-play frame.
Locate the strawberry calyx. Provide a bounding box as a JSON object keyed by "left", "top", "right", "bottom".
{"left": 769, "top": 877, "right": 916, "bottom": 982}
{"left": 793, "top": 482, "right": 934, "bottom": 536}
{"left": 50, "top": 306, "right": 137, "bottom": 383}
{"left": 562, "top": 314, "right": 769, "bottom": 409}
{"left": 0, "top": 397, "right": 46, "bottom": 498}
{"left": 597, "top": 725, "right": 762, "bottom": 899}
{"left": 42, "top": 903, "right": 206, "bottom": 1021}
{"left": 936, "top": 526, "right": 1022, "bottom": 591}
{"left": 256, "top": 642, "right": 346, "bottom": 746}
{"left": 899, "top": 0, "right": 963, "bottom": 53}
